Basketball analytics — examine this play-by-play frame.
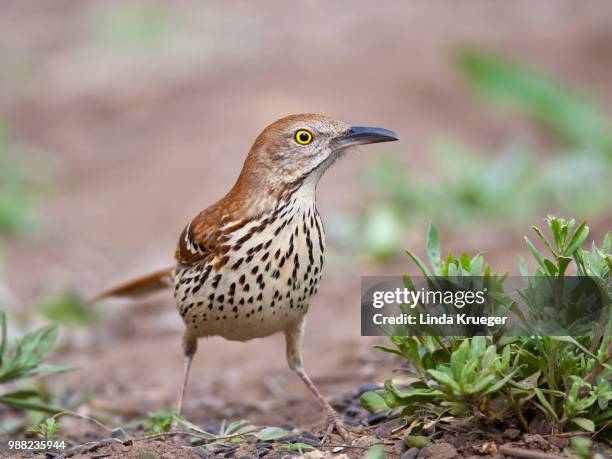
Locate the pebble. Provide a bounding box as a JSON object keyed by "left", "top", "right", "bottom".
{"left": 345, "top": 404, "right": 368, "bottom": 417}
{"left": 366, "top": 411, "right": 388, "bottom": 425}
{"left": 549, "top": 437, "right": 569, "bottom": 449}
{"left": 300, "top": 431, "right": 322, "bottom": 445}
{"left": 256, "top": 442, "right": 274, "bottom": 449}
{"left": 110, "top": 428, "right": 127, "bottom": 439}
{"left": 394, "top": 439, "right": 408, "bottom": 455}
{"left": 238, "top": 456, "right": 256, "bottom": 459}
{"left": 503, "top": 428, "right": 520, "bottom": 440}
{"left": 420, "top": 443, "right": 457, "bottom": 459}
{"left": 524, "top": 433, "right": 548, "bottom": 450}
{"left": 277, "top": 434, "right": 320, "bottom": 447}
{"left": 344, "top": 419, "right": 362, "bottom": 427}
{"left": 401, "top": 448, "right": 420, "bottom": 459}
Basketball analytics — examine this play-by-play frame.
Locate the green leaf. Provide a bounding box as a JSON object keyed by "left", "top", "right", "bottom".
{"left": 172, "top": 414, "right": 214, "bottom": 437}
{"left": 570, "top": 417, "right": 595, "bottom": 432}
{"left": 277, "top": 443, "right": 314, "bottom": 453}
{"left": 525, "top": 237, "right": 547, "bottom": 273}
{"left": 0, "top": 389, "right": 40, "bottom": 399}
{"left": 557, "top": 256, "right": 572, "bottom": 276}
{"left": 428, "top": 369, "right": 461, "bottom": 393}
{"left": 534, "top": 388, "right": 559, "bottom": 421}
{"left": 518, "top": 256, "right": 529, "bottom": 277}
{"left": 405, "top": 435, "right": 432, "bottom": 448}
{"left": 254, "top": 427, "right": 289, "bottom": 441}
{"left": 0, "top": 310, "right": 7, "bottom": 363}
{"left": 406, "top": 250, "right": 432, "bottom": 277}
{"left": 450, "top": 340, "right": 470, "bottom": 381}
{"left": 224, "top": 420, "right": 255, "bottom": 435}
{"left": 532, "top": 226, "right": 556, "bottom": 256}
{"left": 360, "top": 391, "right": 389, "bottom": 414}
{"left": 566, "top": 221, "right": 589, "bottom": 255}
{"left": 0, "top": 396, "right": 63, "bottom": 414}
{"left": 426, "top": 222, "right": 441, "bottom": 274}
{"left": 457, "top": 50, "right": 612, "bottom": 155}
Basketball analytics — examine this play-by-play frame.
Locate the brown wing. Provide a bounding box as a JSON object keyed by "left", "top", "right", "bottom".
{"left": 174, "top": 202, "right": 253, "bottom": 268}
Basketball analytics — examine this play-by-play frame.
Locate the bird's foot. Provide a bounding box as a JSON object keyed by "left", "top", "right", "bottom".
{"left": 323, "top": 413, "right": 351, "bottom": 445}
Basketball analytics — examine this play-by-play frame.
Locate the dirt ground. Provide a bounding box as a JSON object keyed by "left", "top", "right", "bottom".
{"left": 1, "top": 1, "right": 612, "bottom": 457}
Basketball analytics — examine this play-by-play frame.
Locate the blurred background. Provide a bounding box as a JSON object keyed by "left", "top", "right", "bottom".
{"left": 1, "top": 0, "right": 611, "bottom": 436}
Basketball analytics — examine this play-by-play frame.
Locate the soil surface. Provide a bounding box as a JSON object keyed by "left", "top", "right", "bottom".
{"left": 1, "top": 1, "right": 612, "bottom": 458}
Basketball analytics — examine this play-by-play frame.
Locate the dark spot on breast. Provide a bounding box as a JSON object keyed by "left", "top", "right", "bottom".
{"left": 212, "top": 274, "right": 222, "bottom": 288}
{"left": 231, "top": 258, "right": 244, "bottom": 270}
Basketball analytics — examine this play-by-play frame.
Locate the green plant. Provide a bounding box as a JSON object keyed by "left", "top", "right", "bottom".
{"left": 142, "top": 410, "right": 175, "bottom": 435}
{"left": 458, "top": 50, "right": 612, "bottom": 156}
{"left": 39, "top": 293, "right": 96, "bottom": 326}
{"left": 0, "top": 125, "right": 42, "bottom": 237}
{"left": 0, "top": 311, "right": 71, "bottom": 413}
{"left": 367, "top": 216, "right": 612, "bottom": 437}
{"left": 29, "top": 417, "right": 61, "bottom": 438}
{"left": 276, "top": 443, "right": 314, "bottom": 454}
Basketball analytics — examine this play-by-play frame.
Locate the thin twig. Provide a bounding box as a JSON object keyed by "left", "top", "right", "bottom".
{"left": 499, "top": 445, "right": 565, "bottom": 459}
{"left": 542, "top": 431, "right": 590, "bottom": 438}
{"left": 52, "top": 410, "right": 116, "bottom": 434}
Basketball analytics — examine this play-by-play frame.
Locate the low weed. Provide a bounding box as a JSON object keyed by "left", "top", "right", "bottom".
{"left": 0, "top": 311, "right": 71, "bottom": 414}
{"left": 364, "top": 216, "right": 611, "bottom": 438}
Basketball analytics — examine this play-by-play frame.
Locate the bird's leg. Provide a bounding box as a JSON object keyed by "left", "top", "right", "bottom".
{"left": 172, "top": 332, "right": 197, "bottom": 428}
{"left": 284, "top": 320, "right": 351, "bottom": 444}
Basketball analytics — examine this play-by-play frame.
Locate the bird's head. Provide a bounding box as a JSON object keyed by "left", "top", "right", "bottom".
{"left": 236, "top": 114, "right": 399, "bottom": 198}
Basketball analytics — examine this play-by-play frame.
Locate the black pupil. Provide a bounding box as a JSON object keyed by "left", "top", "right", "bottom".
{"left": 299, "top": 132, "right": 309, "bottom": 142}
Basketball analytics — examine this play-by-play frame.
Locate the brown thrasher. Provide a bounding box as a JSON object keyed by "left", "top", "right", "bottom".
{"left": 94, "top": 114, "right": 398, "bottom": 441}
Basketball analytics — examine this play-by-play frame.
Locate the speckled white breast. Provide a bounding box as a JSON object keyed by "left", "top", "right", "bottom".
{"left": 174, "top": 195, "right": 325, "bottom": 342}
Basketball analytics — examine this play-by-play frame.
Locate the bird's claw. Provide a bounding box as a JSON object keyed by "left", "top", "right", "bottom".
{"left": 323, "top": 413, "right": 351, "bottom": 444}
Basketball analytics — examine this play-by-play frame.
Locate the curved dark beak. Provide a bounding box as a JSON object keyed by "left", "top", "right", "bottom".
{"left": 333, "top": 126, "right": 399, "bottom": 148}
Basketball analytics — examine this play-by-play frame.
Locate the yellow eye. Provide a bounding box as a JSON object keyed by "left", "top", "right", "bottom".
{"left": 295, "top": 130, "right": 313, "bottom": 145}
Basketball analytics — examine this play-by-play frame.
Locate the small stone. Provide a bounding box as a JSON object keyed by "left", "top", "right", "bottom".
{"left": 297, "top": 435, "right": 321, "bottom": 447}
{"left": 401, "top": 448, "right": 419, "bottom": 459}
{"left": 256, "top": 442, "right": 273, "bottom": 449}
{"left": 549, "top": 437, "right": 569, "bottom": 449}
{"left": 367, "top": 411, "right": 388, "bottom": 425}
{"left": 503, "top": 428, "right": 521, "bottom": 440}
{"left": 300, "top": 431, "right": 321, "bottom": 443}
{"left": 111, "top": 428, "right": 127, "bottom": 439}
{"left": 394, "top": 439, "right": 408, "bottom": 455}
{"left": 524, "top": 433, "right": 548, "bottom": 450}
{"left": 426, "top": 443, "right": 457, "bottom": 459}
{"left": 238, "top": 456, "right": 256, "bottom": 459}
{"left": 480, "top": 442, "right": 497, "bottom": 455}
{"left": 344, "top": 419, "right": 362, "bottom": 427}
{"left": 193, "top": 448, "right": 211, "bottom": 459}
{"left": 345, "top": 404, "right": 367, "bottom": 417}
{"left": 278, "top": 434, "right": 300, "bottom": 443}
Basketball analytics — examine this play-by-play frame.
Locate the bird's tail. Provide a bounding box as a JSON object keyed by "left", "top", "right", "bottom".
{"left": 90, "top": 267, "right": 174, "bottom": 304}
